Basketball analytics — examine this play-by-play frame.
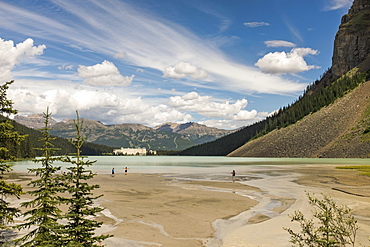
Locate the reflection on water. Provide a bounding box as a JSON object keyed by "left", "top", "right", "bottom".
{"left": 7, "top": 156, "right": 369, "bottom": 175}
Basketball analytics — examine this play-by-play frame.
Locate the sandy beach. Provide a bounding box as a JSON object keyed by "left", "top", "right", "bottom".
{"left": 5, "top": 164, "right": 370, "bottom": 247}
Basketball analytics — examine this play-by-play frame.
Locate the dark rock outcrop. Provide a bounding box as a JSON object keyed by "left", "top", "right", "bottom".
{"left": 332, "top": 0, "right": 370, "bottom": 76}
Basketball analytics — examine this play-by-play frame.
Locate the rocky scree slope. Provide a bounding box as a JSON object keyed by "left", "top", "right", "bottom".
{"left": 228, "top": 79, "right": 370, "bottom": 158}
{"left": 227, "top": 0, "right": 370, "bottom": 158}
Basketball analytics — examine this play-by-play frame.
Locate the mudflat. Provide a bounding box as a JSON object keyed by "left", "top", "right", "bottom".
{"left": 5, "top": 164, "right": 370, "bottom": 247}
{"left": 92, "top": 173, "right": 260, "bottom": 247}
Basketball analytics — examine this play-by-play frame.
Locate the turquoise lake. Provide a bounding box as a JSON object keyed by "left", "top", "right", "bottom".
{"left": 8, "top": 156, "right": 369, "bottom": 175}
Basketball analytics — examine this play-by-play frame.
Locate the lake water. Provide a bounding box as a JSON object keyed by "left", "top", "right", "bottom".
{"left": 7, "top": 155, "right": 370, "bottom": 246}
{"left": 8, "top": 156, "right": 369, "bottom": 176}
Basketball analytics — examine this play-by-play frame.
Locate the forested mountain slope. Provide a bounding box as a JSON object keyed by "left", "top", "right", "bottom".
{"left": 46, "top": 119, "right": 234, "bottom": 151}
{"left": 179, "top": 71, "right": 367, "bottom": 156}
{"left": 50, "top": 119, "right": 197, "bottom": 151}
{"left": 179, "top": 0, "right": 370, "bottom": 157}
{"left": 228, "top": 80, "right": 370, "bottom": 158}
{"left": 1, "top": 115, "right": 113, "bottom": 158}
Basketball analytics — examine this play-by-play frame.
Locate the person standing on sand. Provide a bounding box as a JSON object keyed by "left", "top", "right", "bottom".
{"left": 112, "top": 168, "right": 115, "bottom": 177}
{"left": 125, "top": 167, "right": 128, "bottom": 175}
{"left": 231, "top": 170, "right": 236, "bottom": 182}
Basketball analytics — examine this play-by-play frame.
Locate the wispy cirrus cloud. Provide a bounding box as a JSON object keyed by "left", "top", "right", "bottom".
{"left": 0, "top": 0, "right": 304, "bottom": 95}
{"left": 264, "top": 40, "right": 296, "bottom": 48}
{"left": 324, "top": 0, "right": 353, "bottom": 11}
{"left": 243, "top": 22, "right": 270, "bottom": 28}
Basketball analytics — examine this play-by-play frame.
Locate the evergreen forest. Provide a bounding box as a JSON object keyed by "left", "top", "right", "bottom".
{"left": 179, "top": 70, "right": 368, "bottom": 156}
{"left": 0, "top": 116, "right": 113, "bottom": 159}
{"left": 1, "top": 81, "right": 111, "bottom": 245}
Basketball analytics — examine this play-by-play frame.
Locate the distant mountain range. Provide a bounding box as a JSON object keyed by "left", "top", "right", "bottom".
{"left": 155, "top": 122, "right": 234, "bottom": 144}
{"left": 12, "top": 0, "right": 370, "bottom": 158}
{"left": 14, "top": 115, "right": 234, "bottom": 151}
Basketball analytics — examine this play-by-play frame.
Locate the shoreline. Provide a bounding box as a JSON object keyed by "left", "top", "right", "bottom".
{"left": 4, "top": 164, "right": 370, "bottom": 246}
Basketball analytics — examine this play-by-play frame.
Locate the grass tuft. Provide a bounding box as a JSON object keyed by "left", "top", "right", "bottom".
{"left": 336, "top": 165, "right": 370, "bottom": 177}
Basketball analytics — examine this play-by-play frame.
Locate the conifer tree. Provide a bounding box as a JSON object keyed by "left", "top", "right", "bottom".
{"left": 62, "top": 112, "right": 111, "bottom": 246}
{"left": 15, "top": 108, "right": 66, "bottom": 246}
{"left": 0, "top": 81, "right": 25, "bottom": 241}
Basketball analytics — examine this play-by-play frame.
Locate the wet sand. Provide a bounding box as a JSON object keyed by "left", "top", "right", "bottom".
{"left": 92, "top": 174, "right": 260, "bottom": 247}
{"left": 220, "top": 165, "right": 370, "bottom": 247}
{"left": 5, "top": 164, "right": 370, "bottom": 247}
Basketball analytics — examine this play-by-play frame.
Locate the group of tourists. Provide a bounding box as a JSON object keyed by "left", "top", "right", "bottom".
{"left": 111, "top": 167, "right": 128, "bottom": 177}
{"left": 110, "top": 167, "right": 236, "bottom": 182}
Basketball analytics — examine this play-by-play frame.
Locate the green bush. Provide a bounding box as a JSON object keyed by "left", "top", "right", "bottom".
{"left": 285, "top": 193, "right": 358, "bottom": 246}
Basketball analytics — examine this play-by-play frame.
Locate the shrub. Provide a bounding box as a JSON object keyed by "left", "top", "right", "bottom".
{"left": 284, "top": 193, "right": 358, "bottom": 246}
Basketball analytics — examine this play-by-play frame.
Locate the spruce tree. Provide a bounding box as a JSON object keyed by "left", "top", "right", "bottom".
{"left": 15, "top": 108, "right": 66, "bottom": 246}
{"left": 0, "top": 81, "right": 25, "bottom": 242}
{"left": 62, "top": 112, "right": 111, "bottom": 246}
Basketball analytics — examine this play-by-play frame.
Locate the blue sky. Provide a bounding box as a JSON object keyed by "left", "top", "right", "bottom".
{"left": 0, "top": 0, "right": 353, "bottom": 129}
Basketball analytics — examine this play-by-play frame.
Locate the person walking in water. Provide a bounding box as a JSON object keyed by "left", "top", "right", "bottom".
{"left": 231, "top": 170, "right": 236, "bottom": 182}
{"left": 124, "top": 167, "right": 128, "bottom": 175}
{"left": 112, "top": 168, "right": 115, "bottom": 177}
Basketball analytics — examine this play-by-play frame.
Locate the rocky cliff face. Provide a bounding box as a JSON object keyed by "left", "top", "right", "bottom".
{"left": 331, "top": 0, "right": 370, "bottom": 76}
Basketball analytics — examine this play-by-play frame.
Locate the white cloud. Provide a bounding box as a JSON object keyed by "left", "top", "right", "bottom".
{"left": 114, "top": 51, "right": 127, "bottom": 58}
{"left": 324, "top": 0, "right": 353, "bottom": 10}
{"left": 58, "top": 64, "right": 74, "bottom": 70}
{"left": 169, "top": 92, "right": 257, "bottom": 120}
{"left": 163, "top": 62, "right": 208, "bottom": 80}
{"left": 264, "top": 40, "right": 296, "bottom": 48}
{"left": 255, "top": 48, "right": 320, "bottom": 74}
{"left": 78, "top": 60, "right": 134, "bottom": 86}
{"left": 0, "top": 1, "right": 306, "bottom": 95}
{"left": 8, "top": 87, "right": 192, "bottom": 127}
{"left": 0, "top": 38, "right": 46, "bottom": 82}
{"left": 243, "top": 22, "right": 270, "bottom": 28}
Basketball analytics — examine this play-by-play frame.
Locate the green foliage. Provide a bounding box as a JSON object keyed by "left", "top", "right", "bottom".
{"left": 0, "top": 120, "right": 27, "bottom": 160}
{"left": 0, "top": 80, "right": 113, "bottom": 158}
{"left": 0, "top": 81, "right": 27, "bottom": 160}
{"left": 0, "top": 82, "right": 112, "bottom": 245}
{"left": 15, "top": 109, "right": 66, "bottom": 246}
{"left": 61, "top": 112, "right": 111, "bottom": 246}
{"left": 0, "top": 81, "right": 24, "bottom": 242}
{"left": 50, "top": 122, "right": 197, "bottom": 151}
{"left": 0, "top": 114, "right": 113, "bottom": 159}
{"left": 284, "top": 193, "right": 358, "bottom": 247}
{"left": 336, "top": 165, "right": 370, "bottom": 177}
{"left": 0, "top": 81, "right": 17, "bottom": 117}
{"left": 0, "top": 180, "right": 22, "bottom": 227}
{"left": 180, "top": 71, "right": 367, "bottom": 156}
